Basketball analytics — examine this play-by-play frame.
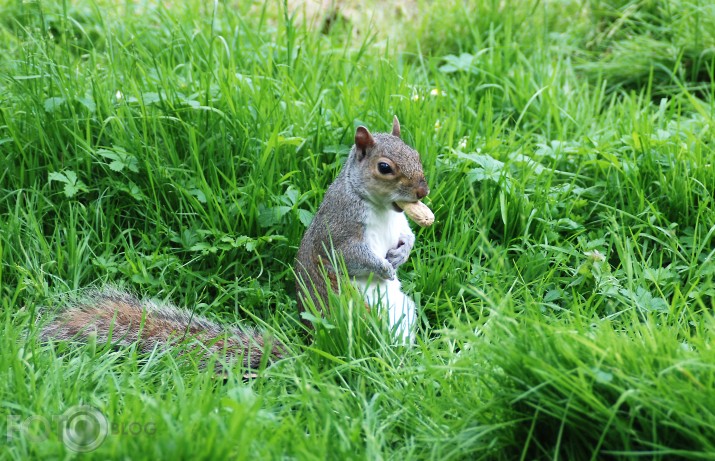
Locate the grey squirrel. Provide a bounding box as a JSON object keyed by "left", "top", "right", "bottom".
{"left": 295, "top": 115, "right": 429, "bottom": 342}
{"left": 41, "top": 116, "right": 430, "bottom": 371}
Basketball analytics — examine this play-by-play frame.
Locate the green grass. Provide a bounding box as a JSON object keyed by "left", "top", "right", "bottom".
{"left": 2, "top": 0, "right": 715, "bottom": 459}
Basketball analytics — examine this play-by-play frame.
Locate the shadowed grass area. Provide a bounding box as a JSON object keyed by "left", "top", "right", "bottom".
{"left": 1, "top": 0, "right": 715, "bottom": 459}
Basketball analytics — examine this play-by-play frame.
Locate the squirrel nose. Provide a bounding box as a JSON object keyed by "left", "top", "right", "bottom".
{"left": 415, "top": 179, "right": 429, "bottom": 199}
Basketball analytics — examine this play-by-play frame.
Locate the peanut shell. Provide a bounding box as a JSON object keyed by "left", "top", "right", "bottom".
{"left": 397, "top": 201, "right": 434, "bottom": 227}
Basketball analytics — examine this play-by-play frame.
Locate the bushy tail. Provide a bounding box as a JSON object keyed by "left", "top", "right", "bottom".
{"left": 40, "top": 287, "right": 286, "bottom": 372}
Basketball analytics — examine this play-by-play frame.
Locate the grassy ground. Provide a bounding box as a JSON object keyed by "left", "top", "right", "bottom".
{"left": 2, "top": 0, "right": 715, "bottom": 459}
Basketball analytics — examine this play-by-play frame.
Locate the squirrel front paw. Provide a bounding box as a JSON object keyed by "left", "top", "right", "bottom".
{"left": 379, "top": 261, "right": 396, "bottom": 280}
{"left": 386, "top": 233, "right": 414, "bottom": 269}
{"left": 400, "top": 232, "right": 415, "bottom": 249}
{"left": 386, "top": 245, "right": 409, "bottom": 269}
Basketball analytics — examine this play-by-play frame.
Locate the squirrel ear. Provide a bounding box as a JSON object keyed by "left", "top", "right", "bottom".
{"left": 355, "top": 126, "right": 375, "bottom": 154}
{"left": 391, "top": 115, "right": 401, "bottom": 138}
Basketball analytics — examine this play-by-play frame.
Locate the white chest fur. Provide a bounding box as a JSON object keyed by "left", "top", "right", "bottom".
{"left": 354, "top": 206, "right": 416, "bottom": 343}
{"left": 362, "top": 207, "right": 412, "bottom": 259}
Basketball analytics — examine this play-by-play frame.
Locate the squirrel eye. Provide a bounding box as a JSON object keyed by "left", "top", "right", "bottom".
{"left": 377, "top": 162, "right": 393, "bottom": 175}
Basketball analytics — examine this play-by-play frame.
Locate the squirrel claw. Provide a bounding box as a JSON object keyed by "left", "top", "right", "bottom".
{"left": 381, "top": 263, "right": 396, "bottom": 280}
{"left": 386, "top": 247, "right": 409, "bottom": 270}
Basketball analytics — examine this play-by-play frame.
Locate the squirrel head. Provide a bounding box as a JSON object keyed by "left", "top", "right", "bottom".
{"left": 349, "top": 116, "right": 429, "bottom": 211}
